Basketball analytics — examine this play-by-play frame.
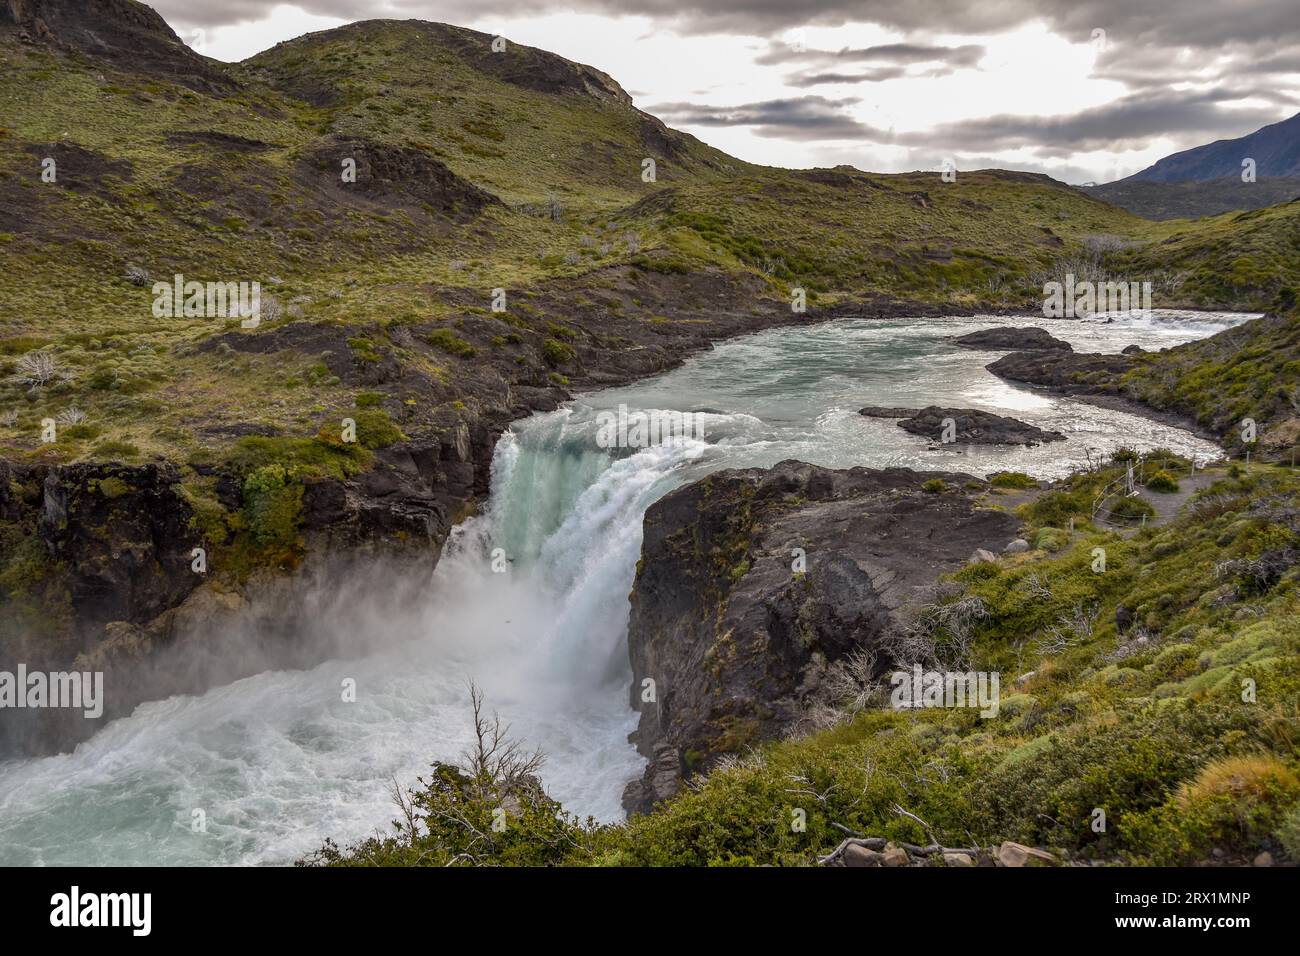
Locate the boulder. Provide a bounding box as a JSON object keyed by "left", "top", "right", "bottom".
{"left": 843, "top": 845, "right": 884, "bottom": 867}
{"left": 1004, "top": 538, "right": 1030, "bottom": 554}
{"left": 860, "top": 406, "right": 1066, "bottom": 446}
{"left": 953, "top": 327, "right": 1072, "bottom": 351}
{"left": 881, "top": 844, "right": 910, "bottom": 867}
{"left": 996, "top": 842, "right": 1058, "bottom": 867}
{"left": 986, "top": 350, "right": 1132, "bottom": 392}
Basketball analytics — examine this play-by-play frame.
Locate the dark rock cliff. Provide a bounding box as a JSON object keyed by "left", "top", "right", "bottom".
{"left": 4, "top": 0, "right": 235, "bottom": 92}
{"left": 622, "top": 459, "right": 1021, "bottom": 813}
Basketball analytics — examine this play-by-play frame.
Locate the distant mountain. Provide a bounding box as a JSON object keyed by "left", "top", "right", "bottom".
{"left": 1123, "top": 112, "right": 1300, "bottom": 183}
{"left": 1084, "top": 112, "right": 1300, "bottom": 219}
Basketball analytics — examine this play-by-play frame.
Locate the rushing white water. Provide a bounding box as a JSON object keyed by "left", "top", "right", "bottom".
{"left": 0, "top": 310, "right": 1253, "bottom": 865}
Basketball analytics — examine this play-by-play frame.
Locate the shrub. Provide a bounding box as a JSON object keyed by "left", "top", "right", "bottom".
{"left": 922, "top": 478, "right": 949, "bottom": 494}
{"left": 1033, "top": 527, "right": 1068, "bottom": 552}
{"left": 93, "top": 439, "right": 141, "bottom": 460}
{"left": 990, "top": 471, "right": 1039, "bottom": 489}
{"left": 1019, "top": 489, "right": 1092, "bottom": 528}
{"left": 15, "top": 350, "right": 60, "bottom": 388}
{"left": 1123, "top": 755, "right": 1300, "bottom": 864}
{"left": 241, "top": 464, "right": 303, "bottom": 551}
{"left": 1110, "top": 496, "right": 1156, "bottom": 521}
{"left": 349, "top": 407, "right": 405, "bottom": 449}
{"left": 1145, "top": 470, "right": 1180, "bottom": 493}
{"left": 426, "top": 328, "right": 476, "bottom": 357}
{"left": 541, "top": 338, "right": 575, "bottom": 367}
{"left": 1277, "top": 802, "right": 1300, "bottom": 861}
{"left": 347, "top": 336, "right": 383, "bottom": 362}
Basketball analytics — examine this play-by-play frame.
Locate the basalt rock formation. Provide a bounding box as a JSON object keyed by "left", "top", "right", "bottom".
{"left": 953, "top": 326, "right": 1072, "bottom": 351}
{"left": 984, "top": 349, "right": 1133, "bottom": 392}
{"left": 622, "top": 460, "right": 1020, "bottom": 813}
{"left": 859, "top": 405, "right": 1066, "bottom": 445}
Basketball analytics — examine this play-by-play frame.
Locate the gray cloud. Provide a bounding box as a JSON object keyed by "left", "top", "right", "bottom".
{"left": 786, "top": 69, "right": 910, "bottom": 86}
{"left": 647, "top": 96, "right": 883, "bottom": 140}
{"left": 759, "top": 40, "right": 985, "bottom": 86}
{"left": 755, "top": 41, "right": 985, "bottom": 68}
{"left": 157, "top": 0, "right": 1300, "bottom": 49}
{"left": 648, "top": 88, "right": 1287, "bottom": 166}
{"left": 909, "top": 91, "right": 1287, "bottom": 156}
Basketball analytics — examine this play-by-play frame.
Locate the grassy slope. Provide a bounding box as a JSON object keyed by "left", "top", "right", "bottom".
{"left": 1121, "top": 201, "right": 1300, "bottom": 311}
{"left": 1119, "top": 311, "right": 1300, "bottom": 453}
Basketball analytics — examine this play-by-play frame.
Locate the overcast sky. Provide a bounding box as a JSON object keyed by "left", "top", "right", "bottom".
{"left": 159, "top": 1, "right": 1300, "bottom": 184}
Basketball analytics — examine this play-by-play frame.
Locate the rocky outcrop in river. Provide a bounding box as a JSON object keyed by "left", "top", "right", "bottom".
{"left": 859, "top": 405, "right": 1066, "bottom": 445}
{"left": 952, "top": 326, "right": 1072, "bottom": 351}
{"left": 622, "top": 460, "right": 1021, "bottom": 813}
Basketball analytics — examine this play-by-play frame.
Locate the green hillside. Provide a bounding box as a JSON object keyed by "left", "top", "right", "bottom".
{"left": 2, "top": 11, "right": 1296, "bottom": 475}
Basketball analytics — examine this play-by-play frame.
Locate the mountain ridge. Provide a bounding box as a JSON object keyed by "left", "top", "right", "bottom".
{"left": 1122, "top": 111, "right": 1300, "bottom": 184}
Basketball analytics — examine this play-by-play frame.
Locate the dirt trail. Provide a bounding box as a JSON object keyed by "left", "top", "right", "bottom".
{"left": 1097, "top": 468, "right": 1221, "bottom": 535}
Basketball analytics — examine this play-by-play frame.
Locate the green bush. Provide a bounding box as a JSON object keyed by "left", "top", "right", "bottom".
{"left": 346, "top": 407, "right": 405, "bottom": 449}
{"left": 1121, "top": 756, "right": 1300, "bottom": 864}
{"left": 1033, "top": 527, "right": 1068, "bottom": 552}
{"left": 1277, "top": 801, "right": 1300, "bottom": 861}
{"left": 1110, "top": 496, "right": 1156, "bottom": 521}
{"left": 241, "top": 464, "right": 303, "bottom": 551}
{"left": 426, "top": 328, "right": 475, "bottom": 357}
{"left": 1020, "top": 488, "right": 1092, "bottom": 529}
{"left": 93, "top": 439, "right": 141, "bottom": 460}
{"left": 1145, "top": 470, "right": 1180, "bottom": 493}
{"left": 542, "top": 338, "right": 575, "bottom": 367}
{"left": 922, "top": 478, "right": 949, "bottom": 494}
{"left": 990, "top": 471, "right": 1039, "bottom": 489}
